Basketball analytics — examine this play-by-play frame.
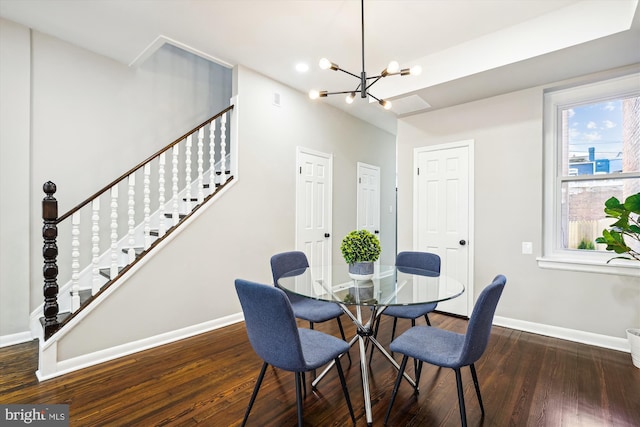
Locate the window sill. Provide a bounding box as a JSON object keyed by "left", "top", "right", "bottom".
{"left": 537, "top": 255, "right": 640, "bottom": 277}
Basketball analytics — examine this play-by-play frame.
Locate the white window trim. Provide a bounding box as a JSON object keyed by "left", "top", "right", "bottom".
{"left": 540, "top": 72, "right": 640, "bottom": 277}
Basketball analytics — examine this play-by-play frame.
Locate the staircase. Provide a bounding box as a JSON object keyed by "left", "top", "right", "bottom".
{"left": 33, "top": 103, "right": 237, "bottom": 379}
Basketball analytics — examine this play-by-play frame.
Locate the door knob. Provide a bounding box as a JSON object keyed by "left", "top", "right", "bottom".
{"left": 459, "top": 239, "right": 466, "bottom": 246}
{"left": 324, "top": 233, "right": 330, "bottom": 238}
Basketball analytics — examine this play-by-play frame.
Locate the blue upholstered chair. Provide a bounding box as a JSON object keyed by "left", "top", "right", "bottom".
{"left": 384, "top": 274, "right": 507, "bottom": 427}
{"left": 372, "top": 251, "right": 441, "bottom": 346}
{"left": 235, "top": 279, "right": 355, "bottom": 426}
{"left": 270, "top": 251, "right": 349, "bottom": 362}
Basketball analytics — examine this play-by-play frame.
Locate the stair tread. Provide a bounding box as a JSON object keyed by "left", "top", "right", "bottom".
{"left": 99, "top": 266, "right": 124, "bottom": 279}
{"left": 122, "top": 247, "right": 145, "bottom": 256}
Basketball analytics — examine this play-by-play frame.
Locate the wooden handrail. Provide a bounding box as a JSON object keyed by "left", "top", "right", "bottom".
{"left": 56, "top": 105, "right": 234, "bottom": 224}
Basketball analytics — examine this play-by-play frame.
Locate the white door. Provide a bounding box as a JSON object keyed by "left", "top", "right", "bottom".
{"left": 357, "top": 162, "right": 380, "bottom": 236}
{"left": 296, "top": 148, "right": 332, "bottom": 284}
{"left": 414, "top": 141, "right": 473, "bottom": 317}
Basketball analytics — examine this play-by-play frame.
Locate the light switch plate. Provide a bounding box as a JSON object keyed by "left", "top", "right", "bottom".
{"left": 522, "top": 242, "right": 533, "bottom": 254}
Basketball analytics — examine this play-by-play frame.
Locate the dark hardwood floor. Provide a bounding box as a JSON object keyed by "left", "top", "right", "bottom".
{"left": 1, "top": 312, "right": 639, "bottom": 426}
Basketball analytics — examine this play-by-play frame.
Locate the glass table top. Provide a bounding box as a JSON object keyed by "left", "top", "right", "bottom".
{"left": 277, "top": 264, "right": 465, "bottom": 307}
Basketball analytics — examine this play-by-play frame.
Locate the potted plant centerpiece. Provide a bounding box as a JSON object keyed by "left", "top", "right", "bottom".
{"left": 595, "top": 192, "right": 640, "bottom": 368}
{"left": 341, "top": 229, "right": 381, "bottom": 280}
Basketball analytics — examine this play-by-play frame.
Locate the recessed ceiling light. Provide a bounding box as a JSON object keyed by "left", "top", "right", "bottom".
{"left": 295, "top": 63, "right": 309, "bottom": 73}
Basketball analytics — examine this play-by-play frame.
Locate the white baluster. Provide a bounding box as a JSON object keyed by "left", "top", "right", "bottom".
{"left": 172, "top": 144, "right": 180, "bottom": 226}
{"left": 71, "top": 212, "right": 80, "bottom": 312}
{"left": 127, "top": 173, "right": 136, "bottom": 263}
{"left": 184, "top": 135, "right": 192, "bottom": 212}
{"left": 91, "top": 198, "right": 101, "bottom": 295}
{"left": 209, "top": 119, "right": 217, "bottom": 190}
{"left": 220, "top": 113, "right": 227, "bottom": 183}
{"left": 158, "top": 153, "right": 166, "bottom": 236}
{"left": 197, "top": 128, "right": 204, "bottom": 203}
{"left": 110, "top": 185, "right": 119, "bottom": 280}
{"left": 143, "top": 163, "right": 151, "bottom": 250}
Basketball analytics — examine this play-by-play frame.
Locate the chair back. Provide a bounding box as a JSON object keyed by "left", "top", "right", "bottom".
{"left": 396, "top": 251, "right": 441, "bottom": 276}
{"left": 459, "top": 274, "right": 506, "bottom": 366}
{"left": 270, "top": 251, "right": 309, "bottom": 284}
{"left": 235, "top": 279, "right": 307, "bottom": 371}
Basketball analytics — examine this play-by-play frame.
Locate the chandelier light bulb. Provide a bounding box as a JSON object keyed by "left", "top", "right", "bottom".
{"left": 410, "top": 65, "right": 422, "bottom": 76}
{"left": 345, "top": 92, "right": 356, "bottom": 104}
{"left": 309, "top": 90, "right": 320, "bottom": 100}
{"left": 387, "top": 61, "right": 399, "bottom": 74}
{"left": 319, "top": 58, "right": 332, "bottom": 70}
{"left": 379, "top": 99, "right": 392, "bottom": 110}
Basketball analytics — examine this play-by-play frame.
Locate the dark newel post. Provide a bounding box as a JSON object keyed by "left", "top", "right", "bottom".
{"left": 42, "top": 181, "right": 60, "bottom": 340}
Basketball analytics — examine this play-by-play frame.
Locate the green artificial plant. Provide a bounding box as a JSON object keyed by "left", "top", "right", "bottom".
{"left": 595, "top": 192, "right": 640, "bottom": 262}
{"left": 340, "top": 229, "right": 381, "bottom": 265}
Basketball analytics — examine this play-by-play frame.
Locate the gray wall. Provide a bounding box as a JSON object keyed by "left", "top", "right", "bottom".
{"left": 0, "top": 19, "right": 31, "bottom": 338}
{"left": 396, "top": 72, "right": 639, "bottom": 340}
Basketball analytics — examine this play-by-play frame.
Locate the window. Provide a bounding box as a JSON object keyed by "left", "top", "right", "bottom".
{"left": 541, "top": 72, "right": 640, "bottom": 276}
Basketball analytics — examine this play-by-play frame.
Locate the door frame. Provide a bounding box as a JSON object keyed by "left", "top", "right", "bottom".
{"left": 413, "top": 139, "right": 474, "bottom": 316}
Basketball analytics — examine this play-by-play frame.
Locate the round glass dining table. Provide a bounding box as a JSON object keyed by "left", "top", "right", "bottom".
{"left": 277, "top": 264, "right": 465, "bottom": 426}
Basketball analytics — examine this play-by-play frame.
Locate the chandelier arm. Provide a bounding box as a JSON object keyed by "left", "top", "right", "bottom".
{"left": 367, "top": 92, "right": 382, "bottom": 102}
{"left": 325, "top": 90, "right": 358, "bottom": 96}
{"left": 366, "top": 76, "right": 383, "bottom": 91}
{"left": 336, "top": 68, "right": 362, "bottom": 80}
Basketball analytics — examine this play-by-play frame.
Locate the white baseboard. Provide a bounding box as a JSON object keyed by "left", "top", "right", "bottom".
{"left": 36, "top": 312, "right": 244, "bottom": 381}
{"left": 493, "top": 316, "right": 630, "bottom": 353}
{"left": 0, "top": 330, "right": 34, "bottom": 348}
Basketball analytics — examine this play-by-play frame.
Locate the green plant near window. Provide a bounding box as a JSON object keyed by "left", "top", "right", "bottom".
{"left": 340, "top": 229, "right": 381, "bottom": 265}
{"left": 595, "top": 193, "right": 640, "bottom": 262}
{"left": 577, "top": 239, "right": 595, "bottom": 250}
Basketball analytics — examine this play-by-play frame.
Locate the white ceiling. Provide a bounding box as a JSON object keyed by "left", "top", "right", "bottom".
{"left": 2, "top": 0, "right": 639, "bottom": 134}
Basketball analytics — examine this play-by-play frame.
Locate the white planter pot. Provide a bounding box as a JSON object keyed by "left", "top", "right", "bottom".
{"left": 348, "top": 262, "right": 374, "bottom": 280}
{"left": 627, "top": 328, "right": 640, "bottom": 369}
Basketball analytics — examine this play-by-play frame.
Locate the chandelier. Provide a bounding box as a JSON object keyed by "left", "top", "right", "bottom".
{"left": 308, "top": 0, "right": 421, "bottom": 110}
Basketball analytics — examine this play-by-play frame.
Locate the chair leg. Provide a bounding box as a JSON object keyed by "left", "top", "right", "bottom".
{"left": 454, "top": 368, "right": 468, "bottom": 427}
{"left": 424, "top": 313, "right": 431, "bottom": 326}
{"left": 334, "top": 357, "right": 356, "bottom": 424}
{"left": 336, "top": 317, "right": 351, "bottom": 363}
{"left": 410, "top": 319, "right": 419, "bottom": 373}
{"left": 469, "top": 363, "right": 484, "bottom": 414}
{"left": 415, "top": 360, "right": 423, "bottom": 392}
{"left": 242, "top": 362, "right": 268, "bottom": 427}
{"left": 391, "top": 317, "right": 398, "bottom": 342}
{"left": 384, "top": 355, "right": 409, "bottom": 425}
{"left": 302, "top": 371, "right": 307, "bottom": 397}
{"left": 309, "top": 322, "right": 317, "bottom": 378}
{"left": 295, "top": 372, "right": 304, "bottom": 427}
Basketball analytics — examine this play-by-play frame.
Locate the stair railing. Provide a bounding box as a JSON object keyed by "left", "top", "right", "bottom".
{"left": 41, "top": 105, "right": 234, "bottom": 340}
